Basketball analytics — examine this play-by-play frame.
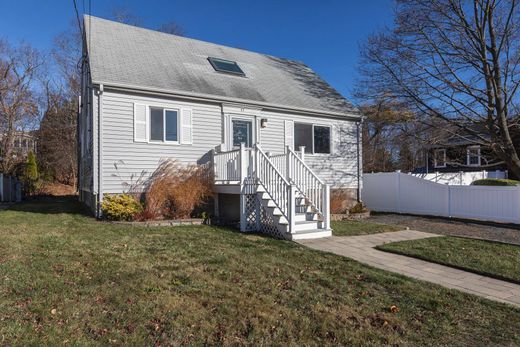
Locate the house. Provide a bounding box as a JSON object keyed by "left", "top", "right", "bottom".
{"left": 78, "top": 16, "right": 362, "bottom": 239}
{"left": 412, "top": 126, "right": 509, "bottom": 183}
{"left": 0, "top": 130, "right": 37, "bottom": 162}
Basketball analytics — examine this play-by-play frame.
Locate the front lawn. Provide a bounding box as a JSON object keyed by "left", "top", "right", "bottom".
{"left": 332, "top": 220, "right": 402, "bottom": 236}
{"left": 377, "top": 236, "right": 520, "bottom": 284}
{"left": 1, "top": 198, "right": 519, "bottom": 345}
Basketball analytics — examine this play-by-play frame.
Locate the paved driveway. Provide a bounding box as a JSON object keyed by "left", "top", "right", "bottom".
{"left": 368, "top": 213, "right": 520, "bottom": 245}
{"left": 298, "top": 230, "right": 520, "bottom": 308}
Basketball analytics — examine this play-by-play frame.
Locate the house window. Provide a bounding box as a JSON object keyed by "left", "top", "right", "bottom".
{"left": 208, "top": 57, "right": 245, "bottom": 76}
{"left": 467, "top": 146, "right": 481, "bottom": 166}
{"left": 150, "top": 107, "right": 179, "bottom": 142}
{"left": 294, "top": 123, "right": 331, "bottom": 154}
{"left": 433, "top": 148, "right": 446, "bottom": 168}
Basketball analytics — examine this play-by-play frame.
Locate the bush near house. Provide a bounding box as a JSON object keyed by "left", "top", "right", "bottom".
{"left": 471, "top": 178, "right": 520, "bottom": 186}
{"left": 101, "top": 194, "right": 142, "bottom": 221}
{"left": 142, "top": 160, "right": 213, "bottom": 220}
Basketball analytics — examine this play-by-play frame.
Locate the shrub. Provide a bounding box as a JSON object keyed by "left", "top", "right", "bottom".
{"left": 349, "top": 202, "right": 368, "bottom": 214}
{"left": 143, "top": 160, "right": 213, "bottom": 220}
{"left": 330, "top": 190, "right": 349, "bottom": 214}
{"left": 101, "top": 194, "right": 142, "bottom": 221}
{"left": 471, "top": 178, "right": 520, "bottom": 186}
{"left": 23, "top": 151, "right": 41, "bottom": 196}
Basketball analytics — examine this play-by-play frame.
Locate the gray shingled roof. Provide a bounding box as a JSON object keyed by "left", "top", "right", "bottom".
{"left": 84, "top": 15, "right": 359, "bottom": 117}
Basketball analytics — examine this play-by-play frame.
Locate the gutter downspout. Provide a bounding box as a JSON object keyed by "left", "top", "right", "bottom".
{"left": 96, "top": 84, "right": 104, "bottom": 218}
{"left": 356, "top": 118, "right": 363, "bottom": 202}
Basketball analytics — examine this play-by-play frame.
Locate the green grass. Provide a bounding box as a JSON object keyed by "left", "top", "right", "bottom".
{"left": 1, "top": 198, "right": 519, "bottom": 345}
{"left": 471, "top": 178, "right": 520, "bottom": 186}
{"left": 377, "top": 236, "right": 520, "bottom": 284}
{"left": 332, "top": 220, "right": 403, "bottom": 236}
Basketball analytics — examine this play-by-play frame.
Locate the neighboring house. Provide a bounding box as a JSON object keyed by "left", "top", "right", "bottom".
{"left": 413, "top": 128, "right": 507, "bottom": 175}
{"left": 78, "top": 16, "right": 362, "bottom": 239}
{"left": 0, "top": 131, "right": 37, "bottom": 161}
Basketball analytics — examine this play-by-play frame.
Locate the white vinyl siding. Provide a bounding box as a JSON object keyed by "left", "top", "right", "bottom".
{"left": 102, "top": 91, "right": 220, "bottom": 193}
{"left": 100, "top": 89, "right": 359, "bottom": 193}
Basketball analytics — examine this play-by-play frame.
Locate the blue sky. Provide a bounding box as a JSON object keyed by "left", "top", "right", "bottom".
{"left": 0, "top": 0, "right": 394, "bottom": 100}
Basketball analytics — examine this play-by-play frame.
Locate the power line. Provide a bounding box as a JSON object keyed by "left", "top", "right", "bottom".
{"left": 72, "top": 0, "right": 82, "bottom": 34}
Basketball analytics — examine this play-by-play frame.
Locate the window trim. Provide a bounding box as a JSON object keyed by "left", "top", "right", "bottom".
{"left": 467, "top": 145, "right": 481, "bottom": 166}
{"left": 148, "top": 107, "right": 180, "bottom": 144}
{"left": 433, "top": 148, "right": 447, "bottom": 168}
{"left": 294, "top": 122, "right": 332, "bottom": 155}
{"left": 208, "top": 57, "right": 245, "bottom": 76}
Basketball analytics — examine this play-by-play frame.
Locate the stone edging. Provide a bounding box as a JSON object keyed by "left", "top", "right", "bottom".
{"left": 111, "top": 219, "right": 205, "bottom": 227}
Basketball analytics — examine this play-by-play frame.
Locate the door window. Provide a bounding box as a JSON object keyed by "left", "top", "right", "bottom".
{"left": 232, "top": 119, "right": 253, "bottom": 147}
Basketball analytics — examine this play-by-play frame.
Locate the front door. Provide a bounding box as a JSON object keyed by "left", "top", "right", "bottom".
{"left": 230, "top": 116, "right": 255, "bottom": 148}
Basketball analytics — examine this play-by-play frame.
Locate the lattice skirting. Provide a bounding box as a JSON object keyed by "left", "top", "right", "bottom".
{"left": 242, "top": 193, "right": 286, "bottom": 239}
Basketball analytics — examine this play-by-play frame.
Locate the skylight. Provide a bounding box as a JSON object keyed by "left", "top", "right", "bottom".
{"left": 208, "top": 57, "right": 245, "bottom": 76}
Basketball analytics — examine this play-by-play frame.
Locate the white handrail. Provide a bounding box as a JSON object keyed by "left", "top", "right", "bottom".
{"left": 255, "top": 144, "right": 292, "bottom": 221}
{"left": 287, "top": 148, "right": 328, "bottom": 225}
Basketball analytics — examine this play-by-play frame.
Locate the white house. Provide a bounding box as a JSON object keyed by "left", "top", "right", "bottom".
{"left": 79, "top": 16, "right": 362, "bottom": 239}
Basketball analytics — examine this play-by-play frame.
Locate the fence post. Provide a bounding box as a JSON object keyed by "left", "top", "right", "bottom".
{"left": 286, "top": 145, "right": 292, "bottom": 182}
{"left": 448, "top": 185, "right": 452, "bottom": 217}
{"left": 322, "top": 184, "right": 330, "bottom": 230}
{"left": 396, "top": 171, "right": 401, "bottom": 213}
{"left": 289, "top": 184, "right": 296, "bottom": 234}
{"left": 0, "top": 173, "right": 3, "bottom": 202}
{"left": 517, "top": 185, "right": 520, "bottom": 224}
{"left": 239, "top": 142, "right": 247, "bottom": 232}
{"left": 15, "top": 181, "right": 21, "bottom": 202}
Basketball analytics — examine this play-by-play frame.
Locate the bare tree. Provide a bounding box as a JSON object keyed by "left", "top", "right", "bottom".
{"left": 0, "top": 39, "right": 42, "bottom": 174}
{"left": 112, "top": 7, "right": 185, "bottom": 36}
{"left": 357, "top": 0, "right": 520, "bottom": 178}
{"left": 37, "top": 24, "right": 81, "bottom": 186}
{"left": 157, "top": 22, "right": 185, "bottom": 36}
{"left": 112, "top": 7, "right": 143, "bottom": 26}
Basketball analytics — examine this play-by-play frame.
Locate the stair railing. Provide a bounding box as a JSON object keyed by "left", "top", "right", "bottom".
{"left": 254, "top": 144, "right": 296, "bottom": 233}
{"left": 286, "top": 146, "right": 330, "bottom": 230}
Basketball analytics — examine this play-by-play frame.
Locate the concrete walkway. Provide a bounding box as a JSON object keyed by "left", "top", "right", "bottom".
{"left": 298, "top": 230, "right": 520, "bottom": 308}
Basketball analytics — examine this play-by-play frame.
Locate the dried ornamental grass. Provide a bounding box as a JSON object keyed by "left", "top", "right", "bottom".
{"left": 143, "top": 160, "right": 213, "bottom": 220}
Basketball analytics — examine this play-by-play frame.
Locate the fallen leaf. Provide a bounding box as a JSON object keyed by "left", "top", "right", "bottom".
{"left": 51, "top": 308, "right": 57, "bottom": 315}
{"left": 390, "top": 305, "right": 399, "bottom": 313}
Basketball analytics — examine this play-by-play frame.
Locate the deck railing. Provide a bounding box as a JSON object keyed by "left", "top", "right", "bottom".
{"left": 213, "top": 148, "right": 241, "bottom": 182}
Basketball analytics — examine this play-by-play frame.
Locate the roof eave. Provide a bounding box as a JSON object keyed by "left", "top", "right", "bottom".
{"left": 92, "top": 80, "right": 362, "bottom": 120}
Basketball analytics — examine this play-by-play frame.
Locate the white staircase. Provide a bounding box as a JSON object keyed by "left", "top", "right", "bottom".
{"left": 213, "top": 143, "right": 332, "bottom": 240}
{"left": 256, "top": 185, "right": 331, "bottom": 240}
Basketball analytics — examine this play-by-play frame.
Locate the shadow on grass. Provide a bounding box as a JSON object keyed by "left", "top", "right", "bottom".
{"left": 6, "top": 196, "right": 92, "bottom": 216}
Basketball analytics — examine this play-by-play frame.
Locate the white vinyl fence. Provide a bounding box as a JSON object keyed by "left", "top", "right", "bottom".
{"left": 362, "top": 172, "right": 520, "bottom": 224}
{"left": 0, "top": 173, "right": 22, "bottom": 203}
{"left": 411, "top": 170, "right": 507, "bottom": 185}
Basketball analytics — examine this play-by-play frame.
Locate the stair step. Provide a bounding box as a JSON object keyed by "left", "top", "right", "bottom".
{"left": 291, "top": 229, "right": 332, "bottom": 240}
{"left": 294, "top": 212, "right": 317, "bottom": 222}
{"left": 294, "top": 220, "right": 321, "bottom": 231}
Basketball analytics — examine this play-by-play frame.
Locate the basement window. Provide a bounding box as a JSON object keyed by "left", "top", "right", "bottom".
{"left": 208, "top": 57, "right": 245, "bottom": 76}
